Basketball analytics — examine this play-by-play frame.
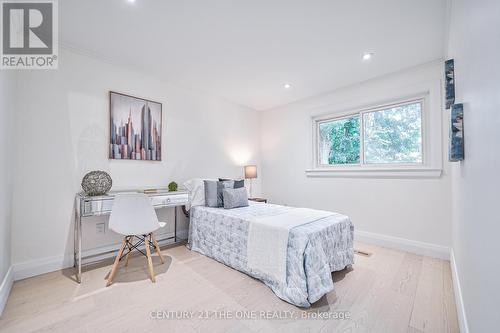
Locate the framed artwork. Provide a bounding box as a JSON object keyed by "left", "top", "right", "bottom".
{"left": 449, "top": 103, "right": 464, "bottom": 161}
{"left": 445, "top": 59, "right": 455, "bottom": 109}
{"left": 109, "top": 91, "right": 162, "bottom": 161}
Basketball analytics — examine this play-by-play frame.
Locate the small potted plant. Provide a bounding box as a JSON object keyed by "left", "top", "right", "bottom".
{"left": 168, "top": 181, "right": 178, "bottom": 192}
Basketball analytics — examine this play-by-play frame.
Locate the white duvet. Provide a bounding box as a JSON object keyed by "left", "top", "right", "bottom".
{"left": 246, "top": 207, "right": 335, "bottom": 283}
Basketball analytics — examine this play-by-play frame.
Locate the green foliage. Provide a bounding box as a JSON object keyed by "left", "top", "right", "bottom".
{"left": 319, "top": 102, "right": 422, "bottom": 165}
{"left": 168, "top": 181, "right": 178, "bottom": 192}
{"left": 319, "top": 116, "right": 360, "bottom": 164}
{"left": 364, "top": 103, "right": 422, "bottom": 164}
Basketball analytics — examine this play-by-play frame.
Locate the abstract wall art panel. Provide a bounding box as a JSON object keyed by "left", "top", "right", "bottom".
{"left": 109, "top": 91, "right": 162, "bottom": 161}
{"left": 445, "top": 59, "right": 455, "bottom": 109}
{"left": 449, "top": 103, "right": 464, "bottom": 161}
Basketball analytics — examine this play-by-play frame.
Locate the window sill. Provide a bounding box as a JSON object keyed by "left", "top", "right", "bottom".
{"left": 305, "top": 167, "right": 442, "bottom": 178}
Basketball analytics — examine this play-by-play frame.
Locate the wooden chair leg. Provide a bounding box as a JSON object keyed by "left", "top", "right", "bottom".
{"left": 107, "top": 238, "right": 127, "bottom": 287}
{"left": 124, "top": 236, "right": 133, "bottom": 267}
{"left": 144, "top": 234, "right": 156, "bottom": 283}
{"left": 151, "top": 233, "right": 164, "bottom": 264}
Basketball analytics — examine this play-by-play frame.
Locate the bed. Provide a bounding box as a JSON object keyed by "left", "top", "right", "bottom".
{"left": 187, "top": 201, "right": 354, "bottom": 307}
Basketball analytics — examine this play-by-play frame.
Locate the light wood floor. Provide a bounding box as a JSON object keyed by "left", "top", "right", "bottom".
{"left": 0, "top": 242, "right": 459, "bottom": 333}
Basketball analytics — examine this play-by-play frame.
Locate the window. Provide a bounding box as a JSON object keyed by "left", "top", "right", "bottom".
{"left": 314, "top": 98, "right": 425, "bottom": 169}
{"left": 363, "top": 102, "right": 422, "bottom": 164}
{"left": 318, "top": 115, "right": 360, "bottom": 165}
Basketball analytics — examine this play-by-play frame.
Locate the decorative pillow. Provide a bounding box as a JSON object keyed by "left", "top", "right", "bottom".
{"left": 233, "top": 180, "right": 245, "bottom": 188}
{"left": 217, "top": 180, "right": 234, "bottom": 206}
{"left": 223, "top": 187, "right": 249, "bottom": 209}
{"left": 219, "top": 178, "right": 245, "bottom": 189}
{"left": 204, "top": 180, "right": 218, "bottom": 207}
{"left": 205, "top": 180, "right": 234, "bottom": 207}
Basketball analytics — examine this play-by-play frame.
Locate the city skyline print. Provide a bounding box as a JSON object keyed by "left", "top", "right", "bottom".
{"left": 109, "top": 92, "right": 162, "bottom": 161}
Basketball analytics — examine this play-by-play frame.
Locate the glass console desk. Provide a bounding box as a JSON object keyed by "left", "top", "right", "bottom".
{"left": 74, "top": 189, "right": 190, "bottom": 283}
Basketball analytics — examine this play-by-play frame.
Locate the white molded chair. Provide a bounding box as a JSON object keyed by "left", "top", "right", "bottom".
{"left": 107, "top": 193, "right": 166, "bottom": 286}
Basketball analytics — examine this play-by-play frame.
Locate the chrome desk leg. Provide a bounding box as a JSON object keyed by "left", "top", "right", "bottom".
{"left": 74, "top": 198, "right": 82, "bottom": 283}
{"left": 174, "top": 206, "right": 177, "bottom": 243}
{"left": 74, "top": 209, "right": 77, "bottom": 269}
{"left": 78, "top": 211, "right": 82, "bottom": 283}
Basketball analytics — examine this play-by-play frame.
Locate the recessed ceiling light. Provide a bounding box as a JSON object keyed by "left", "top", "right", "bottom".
{"left": 363, "top": 52, "right": 374, "bottom": 61}
{"left": 284, "top": 83, "right": 292, "bottom": 89}
{"left": 127, "top": 0, "right": 136, "bottom": 3}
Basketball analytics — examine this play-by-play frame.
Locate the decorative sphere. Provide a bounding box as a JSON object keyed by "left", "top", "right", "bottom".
{"left": 81, "top": 171, "right": 112, "bottom": 196}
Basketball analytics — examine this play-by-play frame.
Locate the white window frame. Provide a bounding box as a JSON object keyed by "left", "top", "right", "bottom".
{"left": 307, "top": 93, "right": 442, "bottom": 178}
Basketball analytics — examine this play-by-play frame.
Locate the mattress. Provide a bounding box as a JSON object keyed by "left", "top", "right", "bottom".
{"left": 187, "top": 202, "right": 354, "bottom": 307}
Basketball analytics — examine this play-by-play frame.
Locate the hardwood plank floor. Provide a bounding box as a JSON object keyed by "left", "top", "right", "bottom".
{"left": 0, "top": 242, "right": 459, "bottom": 333}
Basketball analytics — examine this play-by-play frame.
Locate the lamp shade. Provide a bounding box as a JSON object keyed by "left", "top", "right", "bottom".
{"left": 244, "top": 165, "right": 257, "bottom": 179}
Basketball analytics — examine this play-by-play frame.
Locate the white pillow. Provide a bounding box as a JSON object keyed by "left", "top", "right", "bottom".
{"left": 183, "top": 178, "right": 206, "bottom": 210}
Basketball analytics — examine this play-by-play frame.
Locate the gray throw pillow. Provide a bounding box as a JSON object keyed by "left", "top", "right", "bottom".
{"left": 223, "top": 187, "right": 249, "bottom": 209}
{"left": 217, "top": 180, "right": 234, "bottom": 206}
{"left": 233, "top": 179, "right": 245, "bottom": 188}
{"left": 218, "top": 178, "right": 245, "bottom": 189}
{"left": 204, "top": 180, "right": 218, "bottom": 207}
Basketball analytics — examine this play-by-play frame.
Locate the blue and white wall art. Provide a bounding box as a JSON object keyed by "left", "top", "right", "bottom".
{"left": 449, "top": 103, "right": 464, "bottom": 161}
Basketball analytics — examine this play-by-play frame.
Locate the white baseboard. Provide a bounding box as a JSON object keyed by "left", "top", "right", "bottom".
{"left": 355, "top": 230, "right": 450, "bottom": 260}
{"left": 0, "top": 266, "right": 14, "bottom": 316}
{"left": 13, "top": 254, "right": 73, "bottom": 281}
{"left": 450, "top": 249, "right": 469, "bottom": 333}
{"left": 13, "top": 229, "right": 188, "bottom": 281}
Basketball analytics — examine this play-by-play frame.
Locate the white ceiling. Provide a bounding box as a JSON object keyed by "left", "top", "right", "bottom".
{"left": 59, "top": 0, "right": 448, "bottom": 110}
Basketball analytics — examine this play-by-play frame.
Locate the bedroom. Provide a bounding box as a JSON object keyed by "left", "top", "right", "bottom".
{"left": 0, "top": 0, "right": 498, "bottom": 332}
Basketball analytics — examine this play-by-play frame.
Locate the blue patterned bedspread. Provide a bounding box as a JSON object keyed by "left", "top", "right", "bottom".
{"left": 187, "top": 202, "right": 354, "bottom": 307}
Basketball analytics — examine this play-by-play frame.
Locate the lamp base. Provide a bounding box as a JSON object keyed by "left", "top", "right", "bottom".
{"left": 248, "top": 179, "right": 253, "bottom": 198}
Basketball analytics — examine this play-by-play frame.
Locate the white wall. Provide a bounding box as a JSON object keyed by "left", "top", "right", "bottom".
{"left": 447, "top": 0, "right": 500, "bottom": 331}
{"left": 0, "top": 72, "right": 16, "bottom": 285}
{"left": 11, "top": 49, "right": 261, "bottom": 274}
{"left": 260, "top": 62, "right": 452, "bottom": 248}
